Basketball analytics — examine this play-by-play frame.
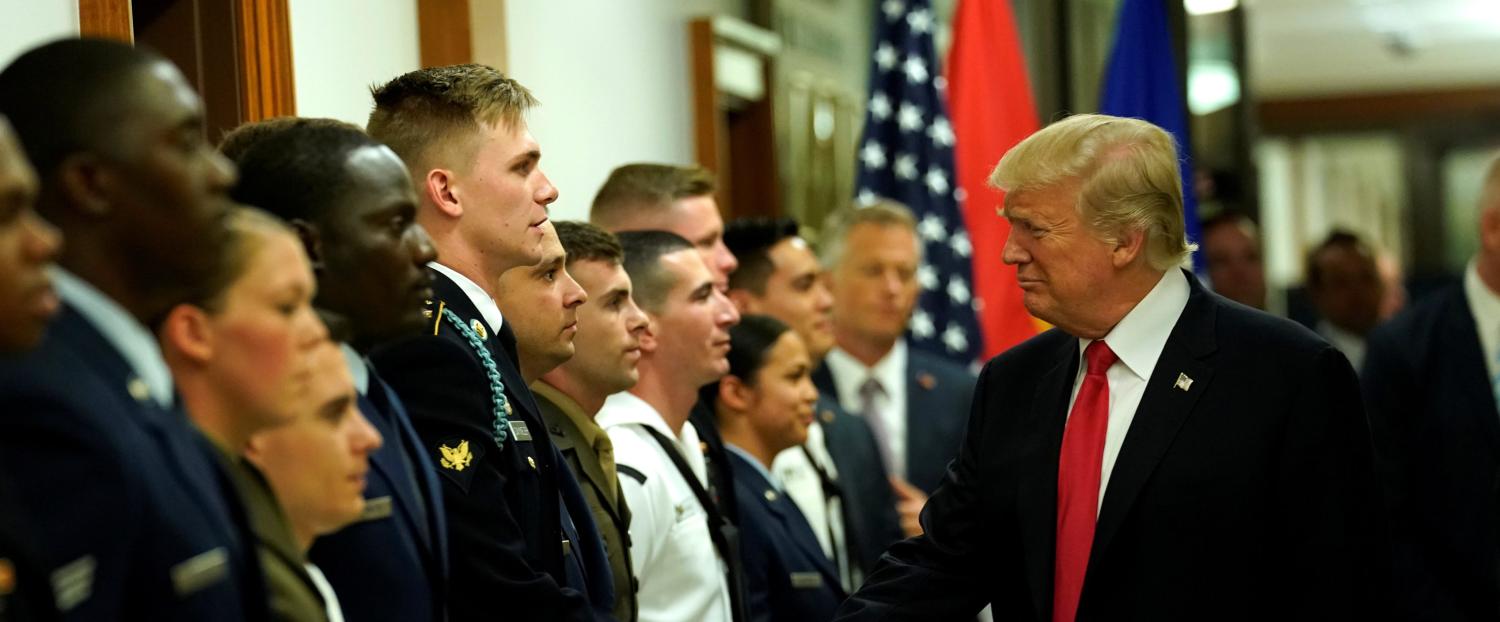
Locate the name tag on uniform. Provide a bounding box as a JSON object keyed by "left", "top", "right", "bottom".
{"left": 50, "top": 555, "right": 95, "bottom": 611}
{"left": 171, "top": 547, "right": 228, "bottom": 597}
{"left": 359, "top": 496, "right": 394, "bottom": 522}
{"left": 790, "top": 572, "right": 823, "bottom": 589}
{"left": 508, "top": 421, "right": 533, "bottom": 442}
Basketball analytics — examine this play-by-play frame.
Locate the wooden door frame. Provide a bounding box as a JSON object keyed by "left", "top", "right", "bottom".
{"left": 79, "top": 0, "right": 296, "bottom": 124}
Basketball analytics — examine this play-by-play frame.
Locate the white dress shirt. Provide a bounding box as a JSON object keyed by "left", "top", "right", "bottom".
{"left": 52, "top": 267, "right": 175, "bottom": 407}
{"left": 596, "top": 391, "right": 733, "bottom": 622}
{"left": 1466, "top": 260, "right": 1500, "bottom": 384}
{"left": 824, "top": 340, "right": 909, "bottom": 479}
{"left": 771, "top": 421, "right": 849, "bottom": 588}
{"left": 304, "top": 563, "right": 346, "bottom": 622}
{"left": 429, "top": 261, "right": 504, "bottom": 334}
{"left": 1066, "top": 269, "right": 1190, "bottom": 511}
{"left": 1317, "top": 320, "right": 1367, "bottom": 373}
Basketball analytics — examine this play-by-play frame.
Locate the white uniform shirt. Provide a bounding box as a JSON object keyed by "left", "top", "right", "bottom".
{"left": 597, "top": 392, "right": 733, "bottom": 622}
{"left": 823, "top": 340, "right": 909, "bottom": 479}
{"left": 1065, "top": 269, "right": 1190, "bottom": 511}
{"left": 771, "top": 420, "right": 849, "bottom": 588}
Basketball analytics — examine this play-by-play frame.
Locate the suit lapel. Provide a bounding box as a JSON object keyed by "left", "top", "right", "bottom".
{"left": 1018, "top": 334, "right": 1079, "bottom": 619}
{"left": 1447, "top": 288, "right": 1500, "bottom": 454}
{"left": 357, "top": 389, "right": 433, "bottom": 551}
{"left": 1090, "top": 279, "right": 1218, "bottom": 566}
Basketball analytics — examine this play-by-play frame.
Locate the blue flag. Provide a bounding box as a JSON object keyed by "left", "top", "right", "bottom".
{"left": 853, "top": 0, "right": 982, "bottom": 364}
{"left": 1099, "top": 0, "right": 1203, "bottom": 269}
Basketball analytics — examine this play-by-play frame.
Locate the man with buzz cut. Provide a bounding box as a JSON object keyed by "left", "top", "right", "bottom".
{"left": 598, "top": 230, "right": 742, "bottom": 622}
{"left": 364, "top": 64, "right": 614, "bottom": 621}
{"left": 500, "top": 220, "right": 651, "bottom": 621}
{"left": 590, "top": 163, "right": 744, "bottom": 531}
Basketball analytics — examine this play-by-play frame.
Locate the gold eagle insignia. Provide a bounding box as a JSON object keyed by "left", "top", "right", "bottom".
{"left": 439, "top": 440, "right": 473, "bottom": 472}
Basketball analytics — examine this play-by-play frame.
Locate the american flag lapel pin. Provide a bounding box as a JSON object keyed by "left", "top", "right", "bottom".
{"left": 1173, "top": 372, "right": 1193, "bottom": 392}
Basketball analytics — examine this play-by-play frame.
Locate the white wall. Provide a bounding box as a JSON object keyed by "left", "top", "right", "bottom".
{"left": 288, "top": 0, "right": 421, "bottom": 126}
{"left": 502, "top": 0, "right": 741, "bottom": 222}
{"left": 0, "top": 0, "right": 79, "bottom": 69}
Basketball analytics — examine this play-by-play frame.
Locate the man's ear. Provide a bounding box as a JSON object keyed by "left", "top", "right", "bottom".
{"left": 289, "top": 219, "right": 325, "bottom": 272}
{"left": 1110, "top": 226, "right": 1147, "bottom": 269}
{"left": 55, "top": 152, "right": 113, "bottom": 217}
{"left": 717, "top": 375, "right": 754, "bottom": 413}
{"left": 424, "top": 168, "right": 462, "bottom": 219}
{"left": 638, "top": 315, "right": 659, "bottom": 354}
{"left": 159, "top": 304, "right": 215, "bottom": 366}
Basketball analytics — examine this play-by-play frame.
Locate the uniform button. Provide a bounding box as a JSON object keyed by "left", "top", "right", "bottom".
{"left": 527, "top": 456, "right": 537, "bottom": 470}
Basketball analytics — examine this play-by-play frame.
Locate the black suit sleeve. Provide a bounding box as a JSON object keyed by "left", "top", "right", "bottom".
{"left": 836, "top": 361, "right": 995, "bottom": 620}
{"left": 372, "top": 337, "right": 594, "bottom": 622}
{"left": 1275, "top": 346, "right": 1387, "bottom": 619}
{"left": 1361, "top": 327, "right": 1456, "bottom": 618}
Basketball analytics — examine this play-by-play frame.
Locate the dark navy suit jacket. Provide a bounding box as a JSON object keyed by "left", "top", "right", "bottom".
{"left": 370, "top": 268, "right": 613, "bottom": 621}
{"left": 1363, "top": 283, "right": 1500, "bottom": 620}
{"left": 838, "top": 272, "right": 1384, "bottom": 621}
{"left": 812, "top": 348, "right": 975, "bottom": 496}
{"left": 728, "top": 450, "right": 846, "bottom": 622}
{"left": 309, "top": 363, "right": 449, "bottom": 622}
{"left": 812, "top": 394, "right": 904, "bottom": 582}
{"left": 0, "top": 306, "right": 264, "bottom": 621}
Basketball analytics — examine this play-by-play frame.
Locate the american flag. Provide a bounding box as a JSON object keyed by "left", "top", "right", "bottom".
{"left": 853, "top": 0, "right": 982, "bottom": 365}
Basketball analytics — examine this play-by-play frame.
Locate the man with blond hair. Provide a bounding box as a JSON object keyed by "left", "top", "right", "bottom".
{"left": 816, "top": 200, "right": 975, "bottom": 543}
{"left": 365, "top": 64, "right": 612, "bottom": 621}
{"left": 1364, "top": 154, "right": 1500, "bottom": 621}
{"left": 837, "top": 114, "right": 1382, "bottom": 621}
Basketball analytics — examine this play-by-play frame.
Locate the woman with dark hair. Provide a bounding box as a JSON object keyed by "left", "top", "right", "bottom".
{"left": 707, "top": 314, "right": 846, "bottom": 622}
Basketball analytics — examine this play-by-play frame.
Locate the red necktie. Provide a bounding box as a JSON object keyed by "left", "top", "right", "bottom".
{"left": 1052, "top": 340, "right": 1118, "bottom": 622}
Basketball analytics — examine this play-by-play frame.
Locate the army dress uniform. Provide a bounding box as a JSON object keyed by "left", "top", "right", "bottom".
{"left": 533, "top": 382, "right": 639, "bottom": 621}
{"left": 369, "top": 264, "right": 614, "bottom": 622}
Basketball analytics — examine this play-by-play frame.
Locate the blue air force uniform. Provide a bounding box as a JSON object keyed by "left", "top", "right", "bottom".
{"left": 306, "top": 345, "right": 449, "bottom": 622}
{"left": 0, "top": 270, "right": 265, "bottom": 621}
{"left": 726, "top": 445, "right": 846, "bottom": 622}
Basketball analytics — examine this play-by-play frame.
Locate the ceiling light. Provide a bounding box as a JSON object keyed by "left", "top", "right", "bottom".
{"left": 1185, "top": 0, "right": 1237, "bottom": 16}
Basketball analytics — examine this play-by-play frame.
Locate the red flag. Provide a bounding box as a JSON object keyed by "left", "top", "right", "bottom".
{"left": 947, "top": 0, "right": 1040, "bottom": 358}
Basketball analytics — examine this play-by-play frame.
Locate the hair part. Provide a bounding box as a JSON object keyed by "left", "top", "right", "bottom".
{"left": 224, "top": 117, "right": 384, "bottom": 226}
{"left": 818, "top": 199, "right": 920, "bottom": 269}
{"left": 554, "top": 220, "right": 622, "bottom": 267}
{"left": 617, "top": 230, "right": 694, "bottom": 312}
{"left": 990, "top": 113, "right": 1196, "bottom": 271}
{"left": 366, "top": 64, "right": 537, "bottom": 176}
{"left": 589, "top": 163, "right": 716, "bottom": 230}
{"left": 724, "top": 217, "right": 800, "bottom": 295}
